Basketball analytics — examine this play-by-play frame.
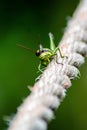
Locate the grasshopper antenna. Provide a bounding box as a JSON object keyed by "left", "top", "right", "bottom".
{"left": 17, "top": 44, "right": 36, "bottom": 53}
{"left": 38, "top": 34, "right": 43, "bottom": 51}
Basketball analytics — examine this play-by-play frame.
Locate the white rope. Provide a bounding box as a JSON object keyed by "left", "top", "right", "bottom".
{"left": 8, "top": 0, "right": 87, "bottom": 130}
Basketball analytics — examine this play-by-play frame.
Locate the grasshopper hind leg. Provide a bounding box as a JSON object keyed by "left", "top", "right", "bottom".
{"left": 55, "top": 48, "right": 68, "bottom": 65}
{"left": 55, "top": 47, "right": 64, "bottom": 65}
{"left": 57, "top": 47, "right": 64, "bottom": 58}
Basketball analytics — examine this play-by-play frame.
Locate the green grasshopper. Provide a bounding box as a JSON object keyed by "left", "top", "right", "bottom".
{"left": 36, "top": 33, "right": 64, "bottom": 72}
{"left": 17, "top": 33, "right": 63, "bottom": 72}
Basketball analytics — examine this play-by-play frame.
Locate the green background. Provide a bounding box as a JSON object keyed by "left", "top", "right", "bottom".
{"left": 0, "top": 0, "right": 87, "bottom": 130}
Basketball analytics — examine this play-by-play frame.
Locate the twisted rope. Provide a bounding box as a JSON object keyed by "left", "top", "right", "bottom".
{"left": 8, "top": 0, "right": 87, "bottom": 130}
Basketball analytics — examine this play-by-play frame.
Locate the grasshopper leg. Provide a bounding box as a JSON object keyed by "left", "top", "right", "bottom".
{"left": 38, "top": 63, "right": 43, "bottom": 73}
{"left": 55, "top": 47, "right": 64, "bottom": 65}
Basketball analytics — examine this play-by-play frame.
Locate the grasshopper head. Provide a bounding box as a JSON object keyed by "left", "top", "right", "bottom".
{"left": 35, "top": 49, "right": 45, "bottom": 57}
{"left": 35, "top": 44, "right": 45, "bottom": 57}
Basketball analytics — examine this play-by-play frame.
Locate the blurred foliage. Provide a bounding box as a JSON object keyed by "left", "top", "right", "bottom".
{"left": 0, "top": 0, "right": 87, "bottom": 130}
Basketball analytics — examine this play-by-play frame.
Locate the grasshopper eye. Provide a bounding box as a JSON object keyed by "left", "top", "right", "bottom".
{"left": 36, "top": 50, "right": 40, "bottom": 56}
{"left": 41, "top": 50, "right": 44, "bottom": 53}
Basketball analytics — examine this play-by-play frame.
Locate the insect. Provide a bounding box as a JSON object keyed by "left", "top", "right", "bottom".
{"left": 17, "top": 33, "right": 64, "bottom": 72}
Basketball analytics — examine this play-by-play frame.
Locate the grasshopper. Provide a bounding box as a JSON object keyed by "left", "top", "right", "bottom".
{"left": 17, "top": 33, "right": 63, "bottom": 72}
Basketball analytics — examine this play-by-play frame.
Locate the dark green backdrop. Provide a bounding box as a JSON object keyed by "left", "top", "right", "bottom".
{"left": 0, "top": 0, "right": 87, "bottom": 130}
